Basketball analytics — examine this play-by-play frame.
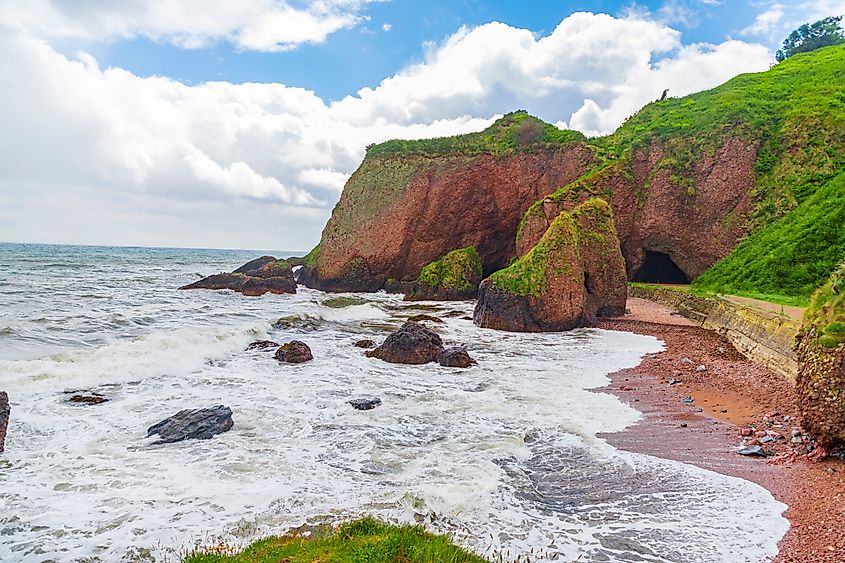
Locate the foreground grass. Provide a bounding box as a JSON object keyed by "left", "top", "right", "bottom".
{"left": 182, "top": 517, "right": 488, "bottom": 563}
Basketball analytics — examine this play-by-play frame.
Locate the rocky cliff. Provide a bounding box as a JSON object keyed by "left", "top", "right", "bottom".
{"left": 796, "top": 263, "right": 845, "bottom": 450}
{"left": 300, "top": 45, "right": 844, "bottom": 300}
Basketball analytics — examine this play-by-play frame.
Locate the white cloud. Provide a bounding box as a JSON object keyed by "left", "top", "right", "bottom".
{"left": 0, "top": 0, "right": 380, "bottom": 52}
{"left": 382, "top": 23, "right": 392, "bottom": 32}
{"left": 0, "top": 10, "right": 775, "bottom": 248}
{"left": 742, "top": 4, "right": 785, "bottom": 36}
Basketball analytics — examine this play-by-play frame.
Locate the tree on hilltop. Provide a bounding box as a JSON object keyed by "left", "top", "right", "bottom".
{"left": 776, "top": 16, "right": 845, "bottom": 62}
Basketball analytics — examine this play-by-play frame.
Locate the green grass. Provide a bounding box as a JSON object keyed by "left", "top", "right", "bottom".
{"left": 366, "top": 110, "right": 585, "bottom": 158}
{"left": 182, "top": 517, "right": 487, "bottom": 563}
{"left": 693, "top": 172, "right": 845, "bottom": 299}
{"left": 804, "top": 262, "right": 845, "bottom": 348}
{"left": 304, "top": 244, "right": 320, "bottom": 268}
{"left": 416, "top": 246, "right": 482, "bottom": 290}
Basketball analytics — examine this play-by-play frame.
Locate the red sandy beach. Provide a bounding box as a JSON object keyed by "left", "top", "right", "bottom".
{"left": 598, "top": 298, "right": 845, "bottom": 563}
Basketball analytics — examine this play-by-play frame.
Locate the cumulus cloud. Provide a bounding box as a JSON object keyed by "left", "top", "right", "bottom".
{"left": 743, "top": 1, "right": 845, "bottom": 40}
{"left": 0, "top": 8, "right": 775, "bottom": 248}
{"left": 0, "top": 0, "right": 380, "bottom": 51}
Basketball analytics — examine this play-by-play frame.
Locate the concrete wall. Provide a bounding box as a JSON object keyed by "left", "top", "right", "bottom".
{"left": 629, "top": 285, "right": 800, "bottom": 380}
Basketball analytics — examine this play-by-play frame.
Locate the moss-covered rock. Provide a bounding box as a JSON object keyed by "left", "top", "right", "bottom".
{"left": 796, "top": 262, "right": 845, "bottom": 450}
{"left": 396, "top": 246, "right": 483, "bottom": 300}
{"left": 474, "top": 199, "right": 625, "bottom": 332}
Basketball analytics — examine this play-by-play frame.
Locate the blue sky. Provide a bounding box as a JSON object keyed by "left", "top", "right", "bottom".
{"left": 1, "top": 0, "right": 842, "bottom": 249}
{"left": 90, "top": 0, "right": 768, "bottom": 101}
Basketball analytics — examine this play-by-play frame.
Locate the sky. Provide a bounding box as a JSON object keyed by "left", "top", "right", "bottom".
{"left": 1, "top": 0, "right": 843, "bottom": 252}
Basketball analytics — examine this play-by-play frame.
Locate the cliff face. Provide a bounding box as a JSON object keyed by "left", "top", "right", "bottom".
{"left": 302, "top": 45, "right": 845, "bottom": 296}
{"left": 516, "top": 138, "right": 757, "bottom": 280}
{"left": 305, "top": 139, "right": 595, "bottom": 291}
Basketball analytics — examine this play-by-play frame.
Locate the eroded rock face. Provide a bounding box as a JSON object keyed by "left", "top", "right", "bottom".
{"left": 516, "top": 139, "right": 757, "bottom": 281}
{"left": 146, "top": 405, "right": 233, "bottom": 445}
{"left": 274, "top": 341, "right": 313, "bottom": 363}
{"left": 0, "top": 391, "right": 9, "bottom": 454}
{"left": 474, "top": 199, "right": 626, "bottom": 332}
{"left": 367, "top": 322, "right": 445, "bottom": 364}
{"left": 796, "top": 331, "right": 845, "bottom": 449}
{"left": 301, "top": 144, "right": 595, "bottom": 292}
{"left": 181, "top": 256, "right": 296, "bottom": 296}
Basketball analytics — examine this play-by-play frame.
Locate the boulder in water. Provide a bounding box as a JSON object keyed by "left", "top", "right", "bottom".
{"left": 274, "top": 340, "right": 313, "bottom": 363}
{"left": 367, "top": 322, "right": 444, "bottom": 364}
{"left": 246, "top": 340, "right": 279, "bottom": 351}
{"left": 146, "top": 405, "right": 233, "bottom": 445}
{"left": 438, "top": 347, "right": 477, "bottom": 368}
{"left": 0, "top": 391, "right": 9, "bottom": 453}
{"left": 180, "top": 256, "right": 296, "bottom": 296}
{"left": 349, "top": 397, "right": 382, "bottom": 411}
{"left": 354, "top": 339, "right": 376, "bottom": 348}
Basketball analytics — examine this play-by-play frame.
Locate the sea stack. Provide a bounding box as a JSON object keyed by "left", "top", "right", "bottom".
{"left": 474, "top": 198, "right": 626, "bottom": 332}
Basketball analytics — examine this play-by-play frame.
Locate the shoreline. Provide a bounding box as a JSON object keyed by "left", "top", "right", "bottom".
{"left": 598, "top": 298, "right": 845, "bottom": 562}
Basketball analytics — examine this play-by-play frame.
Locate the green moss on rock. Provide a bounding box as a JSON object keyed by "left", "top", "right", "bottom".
{"left": 417, "top": 246, "right": 483, "bottom": 291}
{"left": 304, "top": 244, "right": 320, "bottom": 267}
{"left": 489, "top": 208, "right": 581, "bottom": 297}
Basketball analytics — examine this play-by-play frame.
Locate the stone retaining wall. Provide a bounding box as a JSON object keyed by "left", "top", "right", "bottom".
{"left": 629, "top": 285, "right": 800, "bottom": 380}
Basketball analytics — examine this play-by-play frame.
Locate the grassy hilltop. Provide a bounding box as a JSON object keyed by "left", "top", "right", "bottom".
{"left": 362, "top": 44, "right": 845, "bottom": 303}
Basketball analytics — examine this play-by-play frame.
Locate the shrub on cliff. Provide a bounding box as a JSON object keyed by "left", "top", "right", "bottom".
{"left": 776, "top": 16, "right": 845, "bottom": 62}
{"left": 804, "top": 261, "right": 845, "bottom": 349}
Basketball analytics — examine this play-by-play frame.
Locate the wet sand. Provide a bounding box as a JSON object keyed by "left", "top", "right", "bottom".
{"left": 598, "top": 298, "right": 845, "bottom": 562}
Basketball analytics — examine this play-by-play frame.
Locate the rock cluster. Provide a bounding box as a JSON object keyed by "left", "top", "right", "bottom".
{"left": 146, "top": 405, "right": 234, "bottom": 445}
{"left": 180, "top": 256, "right": 296, "bottom": 296}
{"left": 474, "top": 198, "right": 626, "bottom": 332}
{"left": 366, "top": 322, "right": 477, "bottom": 367}
{"left": 0, "top": 391, "right": 9, "bottom": 453}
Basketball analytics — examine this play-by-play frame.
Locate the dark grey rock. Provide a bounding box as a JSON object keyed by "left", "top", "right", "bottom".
{"left": 348, "top": 397, "right": 382, "bottom": 411}
{"left": 681, "top": 396, "right": 694, "bottom": 404}
{"left": 146, "top": 405, "right": 233, "bottom": 445}
{"left": 737, "top": 445, "right": 766, "bottom": 457}
{"left": 247, "top": 340, "right": 279, "bottom": 351}
{"left": 366, "top": 322, "right": 444, "bottom": 365}
{"left": 68, "top": 393, "right": 108, "bottom": 405}
{"left": 0, "top": 391, "right": 9, "bottom": 454}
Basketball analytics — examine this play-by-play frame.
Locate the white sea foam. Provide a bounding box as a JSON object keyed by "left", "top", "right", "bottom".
{"left": 0, "top": 245, "right": 789, "bottom": 562}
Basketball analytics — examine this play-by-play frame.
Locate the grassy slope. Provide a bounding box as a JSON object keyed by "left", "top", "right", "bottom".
{"left": 804, "top": 262, "right": 845, "bottom": 348}
{"left": 182, "top": 518, "right": 487, "bottom": 563}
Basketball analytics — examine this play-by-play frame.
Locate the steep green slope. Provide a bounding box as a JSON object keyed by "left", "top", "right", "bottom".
{"left": 693, "top": 172, "right": 845, "bottom": 300}
{"left": 593, "top": 44, "right": 845, "bottom": 230}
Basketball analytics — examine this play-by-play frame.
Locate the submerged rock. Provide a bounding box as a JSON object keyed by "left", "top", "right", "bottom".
{"left": 180, "top": 256, "right": 296, "bottom": 296}
{"left": 367, "top": 321, "right": 444, "bottom": 365}
{"left": 407, "top": 314, "right": 444, "bottom": 324}
{"left": 394, "top": 247, "right": 483, "bottom": 301}
{"left": 246, "top": 340, "right": 279, "bottom": 351}
{"left": 438, "top": 347, "right": 477, "bottom": 368}
{"left": 0, "top": 391, "right": 9, "bottom": 453}
{"left": 275, "top": 341, "right": 313, "bottom": 363}
{"left": 354, "top": 339, "right": 376, "bottom": 348}
{"left": 348, "top": 397, "right": 382, "bottom": 411}
{"left": 68, "top": 393, "right": 108, "bottom": 405}
{"left": 146, "top": 405, "right": 233, "bottom": 445}
{"left": 474, "top": 199, "right": 626, "bottom": 332}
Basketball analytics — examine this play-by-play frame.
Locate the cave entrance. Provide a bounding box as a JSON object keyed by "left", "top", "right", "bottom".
{"left": 632, "top": 251, "right": 690, "bottom": 284}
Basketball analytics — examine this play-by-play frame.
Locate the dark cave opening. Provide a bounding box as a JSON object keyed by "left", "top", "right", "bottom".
{"left": 632, "top": 251, "right": 690, "bottom": 284}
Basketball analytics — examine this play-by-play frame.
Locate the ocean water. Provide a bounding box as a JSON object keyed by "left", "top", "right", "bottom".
{"left": 0, "top": 243, "right": 789, "bottom": 562}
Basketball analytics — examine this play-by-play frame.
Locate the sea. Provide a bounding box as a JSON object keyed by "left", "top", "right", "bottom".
{"left": 0, "top": 243, "right": 789, "bottom": 562}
